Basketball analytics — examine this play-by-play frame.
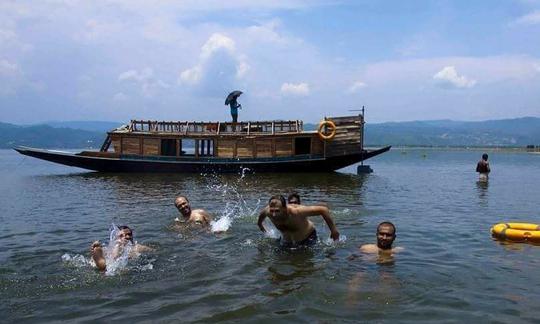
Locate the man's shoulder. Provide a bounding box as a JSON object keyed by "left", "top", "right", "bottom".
{"left": 359, "top": 244, "right": 379, "bottom": 253}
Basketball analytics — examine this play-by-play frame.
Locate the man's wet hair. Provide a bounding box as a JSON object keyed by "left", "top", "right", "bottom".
{"left": 269, "top": 195, "right": 287, "bottom": 207}
{"left": 287, "top": 192, "right": 301, "bottom": 204}
{"left": 175, "top": 196, "right": 189, "bottom": 206}
{"left": 176, "top": 195, "right": 189, "bottom": 202}
{"left": 117, "top": 225, "right": 134, "bottom": 243}
{"left": 482, "top": 153, "right": 488, "bottom": 160}
{"left": 377, "top": 221, "right": 396, "bottom": 235}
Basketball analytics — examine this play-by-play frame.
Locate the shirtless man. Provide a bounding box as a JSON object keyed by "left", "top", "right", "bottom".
{"left": 476, "top": 153, "right": 491, "bottom": 181}
{"left": 359, "top": 222, "right": 402, "bottom": 254}
{"left": 90, "top": 225, "right": 152, "bottom": 272}
{"left": 258, "top": 195, "right": 339, "bottom": 247}
{"left": 174, "top": 196, "right": 212, "bottom": 226}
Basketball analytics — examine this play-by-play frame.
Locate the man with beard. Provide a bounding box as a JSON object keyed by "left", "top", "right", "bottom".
{"left": 360, "top": 222, "right": 403, "bottom": 254}
{"left": 174, "top": 196, "right": 213, "bottom": 226}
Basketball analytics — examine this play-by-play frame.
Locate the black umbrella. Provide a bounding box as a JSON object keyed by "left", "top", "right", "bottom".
{"left": 225, "top": 90, "right": 243, "bottom": 105}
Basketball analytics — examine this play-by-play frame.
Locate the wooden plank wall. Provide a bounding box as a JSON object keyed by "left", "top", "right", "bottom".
{"left": 237, "top": 139, "right": 254, "bottom": 158}
{"left": 111, "top": 136, "right": 121, "bottom": 153}
{"left": 217, "top": 139, "right": 235, "bottom": 158}
{"left": 311, "top": 134, "right": 324, "bottom": 155}
{"left": 325, "top": 116, "right": 363, "bottom": 157}
{"left": 121, "top": 137, "right": 141, "bottom": 154}
{"left": 143, "top": 138, "right": 160, "bottom": 155}
{"left": 275, "top": 138, "right": 293, "bottom": 157}
{"left": 255, "top": 139, "right": 272, "bottom": 158}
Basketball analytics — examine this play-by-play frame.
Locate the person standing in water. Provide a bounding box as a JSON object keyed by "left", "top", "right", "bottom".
{"left": 258, "top": 195, "right": 340, "bottom": 247}
{"left": 359, "top": 222, "right": 403, "bottom": 255}
{"left": 90, "top": 225, "right": 152, "bottom": 272}
{"left": 476, "top": 153, "right": 491, "bottom": 182}
{"left": 174, "top": 196, "right": 213, "bottom": 226}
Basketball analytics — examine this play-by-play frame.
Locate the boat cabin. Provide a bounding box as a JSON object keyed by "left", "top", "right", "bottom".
{"left": 84, "top": 115, "right": 364, "bottom": 160}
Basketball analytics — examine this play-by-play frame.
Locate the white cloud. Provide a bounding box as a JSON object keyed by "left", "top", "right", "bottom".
{"left": 201, "top": 33, "right": 235, "bottom": 59}
{"left": 513, "top": 10, "right": 540, "bottom": 25}
{"left": 179, "top": 66, "right": 202, "bottom": 85}
{"left": 118, "top": 67, "right": 169, "bottom": 97}
{"left": 433, "top": 66, "right": 477, "bottom": 89}
{"left": 0, "top": 59, "right": 20, "bottom": 76}
{"left": 281, "top": 82, "right": 310, "bottom": 96}
{"left": 347, "top": 81, "right": 367, "bottom": 93}
{"left": 179, "top": 33, "right": 249, "bottom": 89}
{"left": 113, "top": 92, "right": 128, "bottom": 101}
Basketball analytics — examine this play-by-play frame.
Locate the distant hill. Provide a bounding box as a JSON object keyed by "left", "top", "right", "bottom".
{"left": 44, "top": 121, "right": 124, "bottom": 132}
{"left": 2, "top": 117, "right": 540, "bottom": 149}
{"left": 0, "top": 122, "right": 105, "bottom": 149}
{"left": 306, "top": 117, "right": 540, "bottom": 147}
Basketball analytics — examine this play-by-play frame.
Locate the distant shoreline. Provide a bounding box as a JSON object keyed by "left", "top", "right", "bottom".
{"left": 366, "top": 146, "right": 540, "bottom": 153}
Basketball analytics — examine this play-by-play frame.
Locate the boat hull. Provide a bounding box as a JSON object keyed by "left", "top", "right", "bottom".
{"left": 14, "top": 146, "right": 390, "bottom": 173}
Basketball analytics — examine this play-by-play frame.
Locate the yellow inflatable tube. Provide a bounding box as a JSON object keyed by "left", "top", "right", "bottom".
{"left": 491, "top": 223, "right": 540, "bottom": 243}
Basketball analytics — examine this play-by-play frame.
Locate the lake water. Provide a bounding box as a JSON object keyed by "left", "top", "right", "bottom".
{"left": 1, "top": 148, "right": 540, "bottom": 322}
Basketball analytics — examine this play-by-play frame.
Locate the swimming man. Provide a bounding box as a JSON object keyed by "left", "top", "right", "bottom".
{"left": 359, "top": 221, "right": 403, "bottom": 254}
{"left": 476, "top": 153, "right": 491, "bottom": 181}
{"left": 90, "top": 225, "right": 152, "bottom": 272}
{"left": 174, "top": 196, "right": 213, "bottom": 226}
{"left": 258, "top": 195, "right": 339, "bottom": 247}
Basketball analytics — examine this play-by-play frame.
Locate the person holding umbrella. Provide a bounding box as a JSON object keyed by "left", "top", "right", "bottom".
{"left": 225, "top": 90, "right": 243, "bottom": 123}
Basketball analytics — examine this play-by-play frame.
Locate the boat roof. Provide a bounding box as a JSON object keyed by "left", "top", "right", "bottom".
{"left": 109, "top": 119, "right": 307, "bottom": 136}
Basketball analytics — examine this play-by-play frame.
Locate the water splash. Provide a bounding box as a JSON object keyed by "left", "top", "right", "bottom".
{"left": 103, "top": 223, "right": 133, "bottom": 276}
{"left": 211, "top": 215, "right": 232, "bottom": 233}
{"left": 263, "top": 227, "right": 280, "bottom": 239}
{"left": 206, "top": 173, "right": 262, "bottom": 233}
{"left": 323, "top": 234, "right": 348, "bottom": 246}
{"left": 61, "top": 253, "right": 91, "bottom": 267}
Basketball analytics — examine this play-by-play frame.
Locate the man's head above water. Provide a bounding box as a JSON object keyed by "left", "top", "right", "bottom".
{"left": 175, "top": 196, "right": 191, "bottom": 217}
{"left": 287, "top": 192, "right": 301, "bottom": 205}
{"left": 117, "top": 225, "right": 134, "bottom": 244}
{"left": 268, "top": 195, "right": 287, "bottom": 218}
{"left": 376, "top": 222, "right": 396, "bottom": 250}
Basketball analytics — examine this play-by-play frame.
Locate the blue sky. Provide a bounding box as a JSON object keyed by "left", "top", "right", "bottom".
{"left": 0, "top": 0, "right": 539, "bottom": 124}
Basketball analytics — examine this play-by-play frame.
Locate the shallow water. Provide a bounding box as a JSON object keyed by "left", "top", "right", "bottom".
{"left": 1, "top": 148, "right": 540, "bottom": 322}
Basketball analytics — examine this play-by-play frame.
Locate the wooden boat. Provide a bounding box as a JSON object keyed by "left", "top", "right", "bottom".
{"left": 14, "top": 114, "right": 390, "bottom": 173}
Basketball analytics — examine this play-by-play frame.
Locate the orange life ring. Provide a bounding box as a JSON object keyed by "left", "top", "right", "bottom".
{"left": 318, "top": 120, "right": 336, "bottom": 140}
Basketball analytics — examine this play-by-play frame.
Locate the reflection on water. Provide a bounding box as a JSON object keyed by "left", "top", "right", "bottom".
{"left": 2, "top": 148, "right": 540, "bottom": 322}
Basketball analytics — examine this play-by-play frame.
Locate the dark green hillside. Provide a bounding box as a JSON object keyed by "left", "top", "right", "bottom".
{"left": 0, "top": 122, "right": 105, "bottom": 149}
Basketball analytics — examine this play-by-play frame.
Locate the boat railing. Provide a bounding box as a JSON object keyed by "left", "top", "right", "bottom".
{"left": 126, "top": 120, "right": 304, "bottom": 135}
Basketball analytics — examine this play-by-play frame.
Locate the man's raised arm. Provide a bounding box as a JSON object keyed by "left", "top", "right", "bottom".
{"left": 257, "top": 208, "right": 268, "bottom": 232}
{"left": 295, "top": 205, "right": 340, "bottom": 241}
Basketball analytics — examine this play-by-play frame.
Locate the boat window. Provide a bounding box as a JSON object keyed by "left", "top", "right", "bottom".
{"left": 295, "top": 137, "right": 311, "bottom": 155}
{"left": 161, "top": 139, "right": 177, "bottom": 156}
{"left": 198, "top": 139, "right": 214, "bottom": 156}
{"left": 180, "top": 139, "right": 195, "bottom": 156}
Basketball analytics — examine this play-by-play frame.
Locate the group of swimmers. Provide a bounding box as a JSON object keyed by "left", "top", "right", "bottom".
{"left": 90, "top": 153, "right": 491, "bottom": 271}
{"left": 90, "top": 193, "right": 400, "bottom": 272}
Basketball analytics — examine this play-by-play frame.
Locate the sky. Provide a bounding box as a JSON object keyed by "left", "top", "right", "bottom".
{"left": 0, "top": 0, "right": 539, "bottom": 124}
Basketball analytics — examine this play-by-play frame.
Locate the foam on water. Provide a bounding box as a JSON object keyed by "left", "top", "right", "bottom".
{"left": 104, "top": 224, "right": 133, "bottom": 276}
{"left": 61, "top": 253, "right": 92, "bottom": 267}
{"left": 206, "top": 173, "right": 262, "bottom": 233}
